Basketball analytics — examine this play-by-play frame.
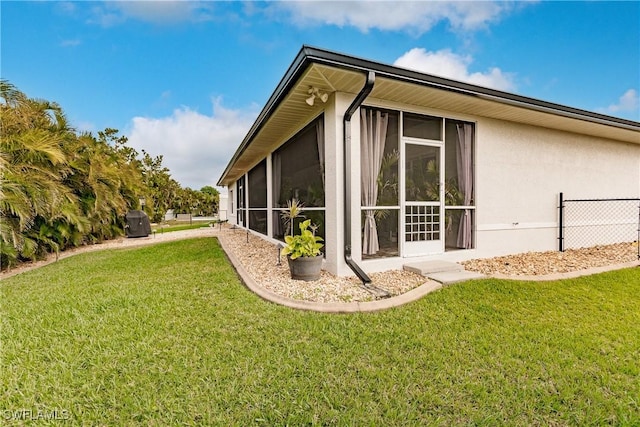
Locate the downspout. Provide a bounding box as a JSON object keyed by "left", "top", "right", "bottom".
{"left": 342, "top": 71, "right": 390, "bottom": 297}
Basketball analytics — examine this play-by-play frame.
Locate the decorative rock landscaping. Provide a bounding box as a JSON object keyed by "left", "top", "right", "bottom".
{"left": 462, "top": 242, "right": 638, "bottom": 277}
{"left": 219, "top": 227, "right": 426, "bottom": 303}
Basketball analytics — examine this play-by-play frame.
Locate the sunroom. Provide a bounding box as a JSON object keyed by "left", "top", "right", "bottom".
{"left": 230, "top": 107, "right": 475, "bottom": 254}
{"left": 218, "top": 46, "right": 640, "bottom": 278}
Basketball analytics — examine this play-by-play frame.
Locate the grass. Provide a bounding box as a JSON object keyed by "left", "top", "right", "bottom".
{"left": 153, "top": 221, "right": 214, "bottom": 233}
{"left": 1, "top": 238, "right": 639, "bottom": 425}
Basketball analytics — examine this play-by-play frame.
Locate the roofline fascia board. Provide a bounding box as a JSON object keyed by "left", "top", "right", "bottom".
{"left": 218, "top": 45, "right": 639, "bottom": 186}
{"left": 302, "top": 46, "right": 640, "bottom": 131}
{"left": 217, "top": 47, "right": 315, "bottom": 186}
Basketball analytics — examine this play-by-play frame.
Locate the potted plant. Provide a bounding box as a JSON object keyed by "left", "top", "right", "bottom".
{"left": 281, "top": 219, "right": 324, "bottom": 281}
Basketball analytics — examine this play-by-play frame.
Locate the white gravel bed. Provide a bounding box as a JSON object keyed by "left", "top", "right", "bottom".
{"left": 219, "top": 227, "right": 426, "bottom": 303}
{"left": 462, "top": 242, "right": 638, "bottom": 276}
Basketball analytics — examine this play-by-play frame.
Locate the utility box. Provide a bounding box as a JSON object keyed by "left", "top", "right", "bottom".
{"left": 125, "top": 210, "right": 152, "bottom": 238}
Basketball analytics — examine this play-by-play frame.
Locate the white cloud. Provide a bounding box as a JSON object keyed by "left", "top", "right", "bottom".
{"left": 60, "top": 39, "right": 81, "bottom": 47}
{"left": 269, "top": 1, "right": 528, "bottom": 34}
{"left": 57, "top": 2, "right": 77, "bottom": 15}
{"left": 89, "top": 1, "right": 214, "bottom": 27}
{"left": 126, "top": 98, "right": 258, "bottom": 190}
{"left": 602, "top": 89, "right": 639, "bottom": 118}
{"left": 88, "top": 5, "right": 126, "bottom": 27}
{"left": 394, "top": 48, "right": 516, "bottom": 91}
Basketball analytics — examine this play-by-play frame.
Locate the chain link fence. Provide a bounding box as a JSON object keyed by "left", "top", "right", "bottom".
{"left": 558, "top": 193, "right": 640, "bottom": 259}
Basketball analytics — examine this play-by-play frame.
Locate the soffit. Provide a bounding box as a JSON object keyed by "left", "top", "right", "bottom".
{"left": 368, "top": 74, "right": 639, "bottom": 144}
{"left": 219, "top": 65, "right": 367, "bottom": 185}
{"left": 219, "top": 62, "right": 639, "bottom": 186}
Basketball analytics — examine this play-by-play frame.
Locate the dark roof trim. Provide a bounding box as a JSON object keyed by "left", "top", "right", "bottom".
{"left": 218, "top": 45, "right": 639, "bottom": 186}
{"left": 217, "top": 47, "right": 316, "bottom": 186}
{"left": 302, "top": 46, "right": 640, "bottom": 130}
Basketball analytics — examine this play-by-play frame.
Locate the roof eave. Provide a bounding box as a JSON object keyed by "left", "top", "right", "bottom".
{"left": 302, "top": 46, "right": 639, "bottom": 130}
{"left": 217, "top": 46, "right": 317, "bottom": 186}
{"left": 218, "top": 45, "right": 640, "bottom": 187}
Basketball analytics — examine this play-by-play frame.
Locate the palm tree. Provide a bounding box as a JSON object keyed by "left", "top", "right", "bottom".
{"left": 1, "top": 80, "right": 178, "bottom": 269}
{"left": 64, "top": 131, "right": 144, "bottom": 243}
{"left": 1, "top": 80, "right": 83, "bottom": 264}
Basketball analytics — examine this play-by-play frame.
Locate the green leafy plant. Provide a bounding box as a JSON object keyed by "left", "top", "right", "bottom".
{"left": 281, "top": 219, "right": 323, "bottom": 259}
{"left": 280, "top": 198, "right": 305, "bottom": 237}
{"left": 376, "top": 149, "right": 399, "bottom": 206}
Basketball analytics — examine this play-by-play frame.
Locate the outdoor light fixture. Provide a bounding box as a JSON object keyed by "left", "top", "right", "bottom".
{"left": 276, "top": 243, "right": 284, "bottom": 266}
{"left": 305, "top": 87, "right": 329, "bottom": 106}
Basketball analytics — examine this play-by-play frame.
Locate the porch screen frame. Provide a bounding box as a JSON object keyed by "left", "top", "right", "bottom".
{"left": 402, "top": 135, "right": 445, "bottom": 255}
{"left": 359, "top": 107, "right": 400, "bottom": 260}
{"left": 444, "top": 119, "right": 476, "bottom": 251}
{"left": 359, "top": 106, "right": 476, "bottom": 258}
{"left": 271, "top": 114, "right": 326, "bottom": 242}
{"left": 248, "top": 159, "right": 268, "bottom": 235}
{"left": 236, "top": 175, "right": 246, "bottom": 228}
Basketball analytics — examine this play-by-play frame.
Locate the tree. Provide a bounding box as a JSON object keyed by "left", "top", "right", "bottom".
{"left": 1, "top": 81, "right": 146, "bottom": 267}
{"left": 1, "top": 80, "right": 83, "bottom": 264}
{"left": 63, "top": 131, "right": 144, "bottom": 243}
{"left": 1, "top": 80, "right": 214, "bottom": 269}
{"left": 140, "top": 150, "right": 180, "bottom": 223}
{"left": 199, "top": 185, "right": 219, "bottom": 216}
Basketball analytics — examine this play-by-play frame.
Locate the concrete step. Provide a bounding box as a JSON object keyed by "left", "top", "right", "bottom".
{"left": 427, "top": 270, "right": 486, "bottom": 286}
{"left": 403, "top": 260, "right": 463, "bottom": 275}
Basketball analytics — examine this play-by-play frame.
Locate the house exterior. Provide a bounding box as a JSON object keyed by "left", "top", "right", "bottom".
{"left": 217, "top": 193, "right": 228, "bottom": 221}
{"left": 217, "top": 46, "right": 640, "bottom": 278}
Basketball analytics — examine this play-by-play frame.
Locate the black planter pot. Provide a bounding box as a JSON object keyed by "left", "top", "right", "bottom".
{"left": 287, "top": 255, "right": 323, "bottom": 281}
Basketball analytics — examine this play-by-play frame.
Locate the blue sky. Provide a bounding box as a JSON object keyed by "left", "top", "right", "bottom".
{"left": 3, "top": 1, "right": 639, "bottom": 190}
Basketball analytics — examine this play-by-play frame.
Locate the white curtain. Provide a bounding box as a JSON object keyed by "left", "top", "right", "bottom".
{"left": 361, "top": 108, "right": 389, "bottom": 255}
{"left": 456, "top": 123, "right": 473, "bottom": 249}
{"left": 316, "top": 120, "right": 325, "bottom": 188}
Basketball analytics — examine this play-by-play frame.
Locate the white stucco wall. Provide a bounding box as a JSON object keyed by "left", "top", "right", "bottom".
{"left": 321, "top": 91, "right": 366, "bottom": 277}
{"left": 226, "top": 182, "right": 237, "bottom": 226}
{"left": 353, "top": 107, "right": 639, "bottom": 273}
{"left": 223, "top": 95, "right": 639, "bottom": 276}
{"left": 474, "top": 117, "right": 640, "bottom": 257}
{"left": 218, "top": 193, "right": 228, "bottom": 221}
{"left": 323, "top": 93, "right": 345, "bottom": 275}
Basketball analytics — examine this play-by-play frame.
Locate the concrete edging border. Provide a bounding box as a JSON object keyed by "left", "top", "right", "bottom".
{"left": 218, "top": 234, "right": 639, "bottom": 312}
{"left": 217, "top": 235, "right": 442, "bottom": 313}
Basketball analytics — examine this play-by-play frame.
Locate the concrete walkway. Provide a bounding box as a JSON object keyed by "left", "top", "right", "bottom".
{"left": 403, "top": 260, "right": 486, "bottom": 286}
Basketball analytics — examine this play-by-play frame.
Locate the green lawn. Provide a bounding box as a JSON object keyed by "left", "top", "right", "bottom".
{"left": 153, "top": 222, "right": 214, "bottom": 233}
{"left": 2, "top": 238, "right": 639, "bottom": 425}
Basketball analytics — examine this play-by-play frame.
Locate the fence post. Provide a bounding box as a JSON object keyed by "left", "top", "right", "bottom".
{"left": 637, "top": 201, "right": 640, "bottom": 260}
{"left": 558, "top": 192, "right": 564, "bottom": 252}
